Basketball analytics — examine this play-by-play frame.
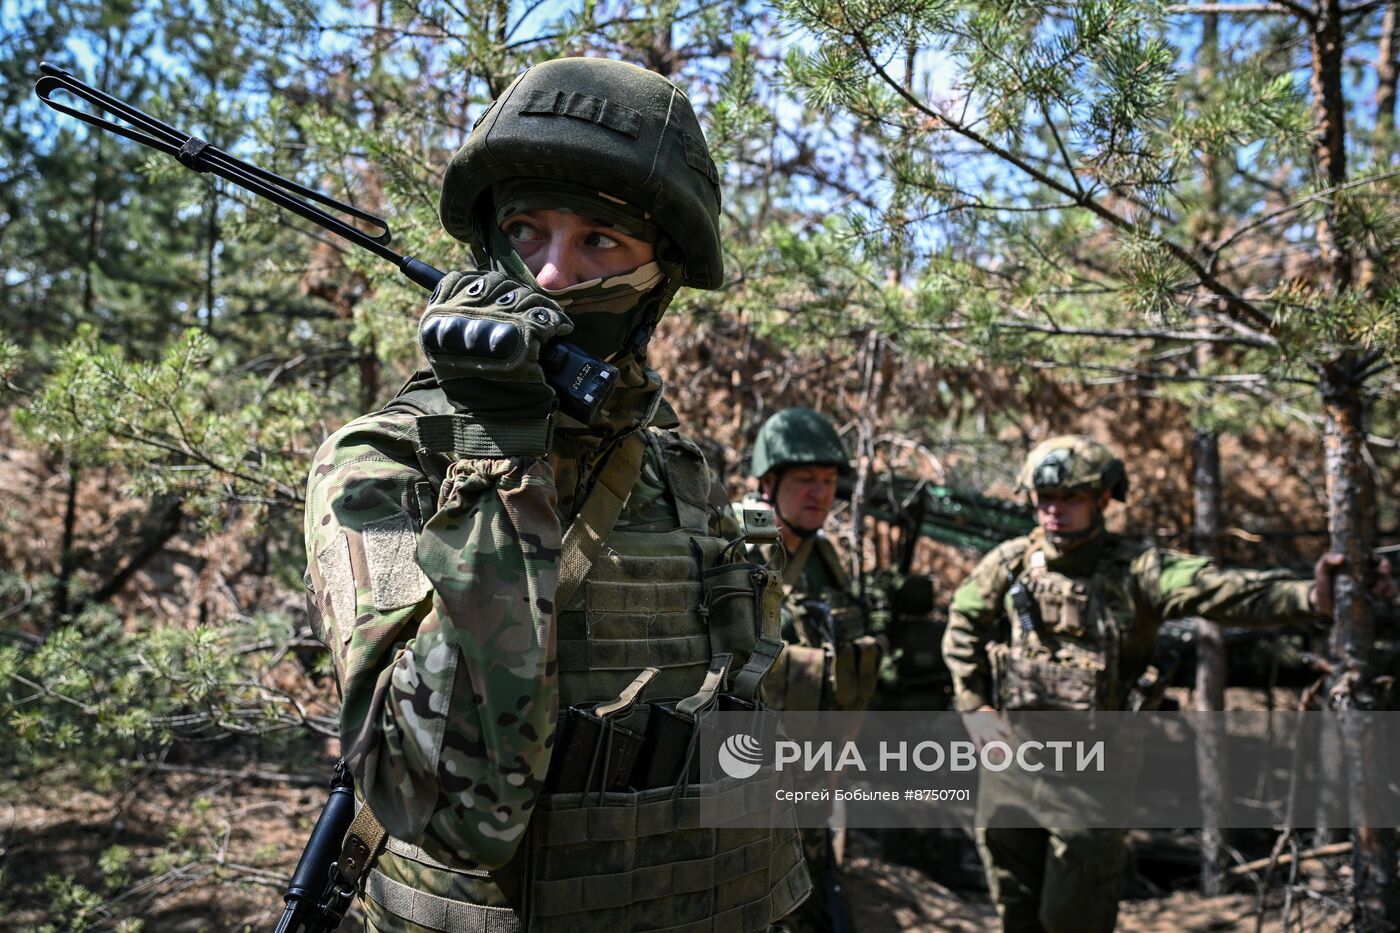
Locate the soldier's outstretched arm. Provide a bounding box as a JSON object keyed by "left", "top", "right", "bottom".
{"left": 1137, "top": 549, "right": 1320, "bottom": 628}
{"left": 304, "top": 409, "right": 560, "bottom": 871}
{"left": 943, "top": 540, "right": 1023, "bottom": 712}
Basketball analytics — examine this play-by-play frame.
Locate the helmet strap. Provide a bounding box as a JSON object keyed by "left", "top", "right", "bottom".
{"left": 1044, "top": 508, "right": 1106, "bottom": 553}
{"left": 623, "top": 276, "right": 681, "bottom": 352}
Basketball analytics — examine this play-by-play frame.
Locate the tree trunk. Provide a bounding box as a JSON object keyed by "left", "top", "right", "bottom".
{"left": 359, "top": 342, "right": 380, "bottom": 412}
{"left": 1308, "top": 5, "right": 1399, "bottom": 923}
{"left": 1192, "top": 425, "right": 1228, "bottom": 896}
{"left": 203, "top": 181, "right": 218, "bottom": 336}
{"left": 71, "top": 497, "right": 183, "bottom": 616}
{"left": 79, "top": 41, "right": 119, "bottom": 320}
{"left": 647, "top": 7, "right": 677, "bottom": 77}
{"left": 1193, "top": 15, "right": 1228, "bottom": 896}
{"left": 355, "top": 0, "right": 390, "bottom": 411}
{"left": 847, "top": 329, "right": 881, "bottom": 587}
{"left": 51, "top": 462, "right": 80, "bottom": 623}
{"left": 1377, "top": 2, "right": 1399, "bottom": 143}
{"left": 1310, "top": 0, "right": 1352, "bottom": 290}
{"left": 1320, "top": 358, "right": 1399, "bottom": 930}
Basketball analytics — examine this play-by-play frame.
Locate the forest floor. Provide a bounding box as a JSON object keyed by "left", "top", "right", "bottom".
{"left": 844, "top": 827, "right": 1349, "bottom": 933}
{"left": 0, "top": 727, "right": 1352, "bottom": 932}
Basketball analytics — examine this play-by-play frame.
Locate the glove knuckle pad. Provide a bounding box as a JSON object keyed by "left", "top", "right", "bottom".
{"left": 418, "top": 271, "right": 572, "bottom": 396}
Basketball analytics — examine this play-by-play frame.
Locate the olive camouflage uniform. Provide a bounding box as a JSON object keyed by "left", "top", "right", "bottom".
{"left": 746, "top": 409, "right": 883, "bottom": 718}
{"left": 744, "top": 409, "right": 885, "bottom": 933}
{"left": 943, "top": 437, "right": 1320, "bottom": 933}
{"left": 757, "top": 520, "right": 884, "bottom": 718}
{"left": 777, "top": 528, "right": 883, "bottom": 933}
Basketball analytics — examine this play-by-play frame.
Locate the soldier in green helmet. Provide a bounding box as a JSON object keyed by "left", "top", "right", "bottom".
{"left": 303, "top": 57, "right": 809, "bottom": 931}
{"left": 743, "top": 407, "right": 888, "bottom": 933}
{"left": 747, "top": 408, "right": 885, "bottom": 717}
{"left": 943, "top": 434, "right": 1391, "bottom": 933}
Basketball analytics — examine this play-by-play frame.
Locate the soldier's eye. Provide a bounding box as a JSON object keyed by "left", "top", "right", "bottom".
{"left": 504, "top": 221, "right": 543, "bottom": 243}
{"left": 584, "top": 231, "right": 621, "bottom": 249}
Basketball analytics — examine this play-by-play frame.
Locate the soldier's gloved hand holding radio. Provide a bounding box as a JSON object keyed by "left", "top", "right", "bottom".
{"left": 418, "top": 270, "right": 573, "bottom": 456}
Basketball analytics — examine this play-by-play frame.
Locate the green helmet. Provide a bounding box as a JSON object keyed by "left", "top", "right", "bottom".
{"left": 1018, "top": 435, "right": 1128, "bottom": 501}
{"left": 439, "top": 57, "right": 724, "bottom": 290}
{"left": 750, "top": 408, "right": 851, "bottom": 479}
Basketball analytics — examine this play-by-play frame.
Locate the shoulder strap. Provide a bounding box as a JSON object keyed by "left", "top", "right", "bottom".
{"left": 998, "top": 537, "right": 1036, "bottom": 585}
{"left": 652, "top": 429, "right": 713, "bottom": 532}
{"left": 554, "top": 432, "right": 647, "bottom": 611}
{"left": 812, "top": 535, "right": 853, "bottom": 591}
{"left": 325, "top": 797, "right": 389, "bottom": 920}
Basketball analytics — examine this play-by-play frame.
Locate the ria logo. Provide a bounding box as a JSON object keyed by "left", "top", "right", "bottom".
{"left": 717, "top": 733, "right": 764, "bottom": 779}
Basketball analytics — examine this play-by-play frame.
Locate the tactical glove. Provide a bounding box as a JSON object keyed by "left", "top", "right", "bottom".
{"left": 418, "top": 270, "right": 574, "bottom": 458}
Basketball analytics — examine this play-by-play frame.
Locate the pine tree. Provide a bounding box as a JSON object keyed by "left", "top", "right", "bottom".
{"left": 777, "top": 0, "right": 1399, "bottom": 924}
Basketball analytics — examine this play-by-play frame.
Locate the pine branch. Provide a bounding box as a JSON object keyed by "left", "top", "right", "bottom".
{"left": 1356, "top": 358, "right": 1396, "bottom": 382}
{"left": 106, "top": 425, "right": 302, "bottom": 503}
{"left": 1027, "top": 359, "right": 1314, "bottom": 385}
{"left": 506, "top": 0, "right": 555, "bottom": 41}
{"left": 969, "top": 320, "right": 1276, "bottom": 348}
{"left": 1211, "top": 168, "right": 1400, "bottom": 260}
{"left": 0, "top": 579, "right": 34, "bottom": 625}
{"left": 1041, "top": 96, "right": 1084, "bottom": 196}
{"left": 1343, "top": 2, "right": 1389, "bottom": 18}
{"left": 846, "top": 34, "right": 1278, "bottom": 335}
{"left": 1167, "top": 2, "right": 1315, "bottom": 17}
{"left": 140, "top": 760, "right": 327, "bottom": 785}
{"left": 10, "top": 673, "right": 101, "bottom": 715}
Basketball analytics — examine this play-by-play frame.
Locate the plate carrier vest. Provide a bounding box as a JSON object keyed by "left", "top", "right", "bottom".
{"left": 989, "top": 541, "right": 1138, "bottom": 713}
{"left": 354, "top": 386, "right": 811, "bottom": 932}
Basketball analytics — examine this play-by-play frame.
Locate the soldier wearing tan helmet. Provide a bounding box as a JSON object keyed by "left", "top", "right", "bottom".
{"left": 942, "top": 435, "right": 1383, "bottom": 933}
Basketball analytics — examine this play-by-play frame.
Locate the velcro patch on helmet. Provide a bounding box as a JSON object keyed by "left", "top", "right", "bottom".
{"left": 520, "top": 89, "right": 641, "bottom": 138}
{"left": 682, "top": 132, "right": 720, "bottom": 185}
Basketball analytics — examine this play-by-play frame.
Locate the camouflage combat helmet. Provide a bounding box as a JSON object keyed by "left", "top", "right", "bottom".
{"left": 439, "top": 57, "right": 724, "bottom": 289}
{"left": 1018, "top": 435, "right": 1128, "bottom": 501}
{"left": 751, "top": 408, "right": 851, "bottom": 478}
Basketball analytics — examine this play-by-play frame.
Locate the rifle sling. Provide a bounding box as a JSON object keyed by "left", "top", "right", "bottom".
{"left": 333, "top": 800, "right": 388, "bottom": 893}
{"left": 781, "top": 535, "right": 816, "bottom": 592}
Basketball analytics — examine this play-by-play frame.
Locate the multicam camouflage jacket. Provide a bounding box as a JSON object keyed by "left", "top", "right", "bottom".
{"left": 943, "top": 527, "right": 1320, "bottom": 713}
{"left": 302, "top": 365, "right": 722, "bottom": 871}
{"left": 306, "top": 363, "right": 815, "bottom": 932}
